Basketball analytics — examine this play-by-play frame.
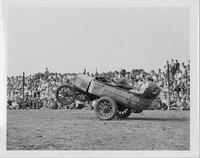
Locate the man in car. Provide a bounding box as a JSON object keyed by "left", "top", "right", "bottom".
{"left": 116, "top": 69, "right": 132, "bottom": 90}
{"left": 139, "top": 75, "right": 154, "bottom": 94}
{"left": 130, "top": 75, "right": 160, "bottom": 97}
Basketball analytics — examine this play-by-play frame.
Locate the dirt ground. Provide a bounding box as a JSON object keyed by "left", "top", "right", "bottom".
{"left": 7, "top": 109, "right": 190, "bottom": 150}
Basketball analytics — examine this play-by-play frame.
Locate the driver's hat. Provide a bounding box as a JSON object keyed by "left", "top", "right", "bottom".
{"left": 120, "top": 69, "right": 126, "bottom": 75}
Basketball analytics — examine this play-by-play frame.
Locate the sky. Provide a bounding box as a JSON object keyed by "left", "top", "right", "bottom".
{"left": 6, "top": 7, "right": 190, "bottom": 76}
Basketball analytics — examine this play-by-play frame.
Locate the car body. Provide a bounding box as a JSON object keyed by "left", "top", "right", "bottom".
{"left": 56, "top": 73, "right": 161, "bottom": 120}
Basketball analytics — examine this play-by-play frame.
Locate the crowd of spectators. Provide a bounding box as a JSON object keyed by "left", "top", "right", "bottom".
{"left": 7, "top": 68, "right": 76, "bottom": 109}
{"left": 7, "top": 59, "right": 190, "bottom": 110}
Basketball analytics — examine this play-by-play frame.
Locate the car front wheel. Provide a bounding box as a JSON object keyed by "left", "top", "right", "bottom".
{"left": 56, "top": 85, "right": 75, "bottom": 105}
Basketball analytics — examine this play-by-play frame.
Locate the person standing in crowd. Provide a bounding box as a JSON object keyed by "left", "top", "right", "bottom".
{"left": 170, "top": 59, "right": 176, "bottom": 78}
{"left": 175, "top": 59, "right": 180, "bottom": 73}
{"left": 83, "top": 69, "right": 86, "bottom": 75}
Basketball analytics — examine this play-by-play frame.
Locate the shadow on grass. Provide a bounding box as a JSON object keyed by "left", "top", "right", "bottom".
{"left": 86, "top": 116, "right": 189, "bottom": 122}
{"left": 115, "top": 117, "right": 189, "bottom": 122}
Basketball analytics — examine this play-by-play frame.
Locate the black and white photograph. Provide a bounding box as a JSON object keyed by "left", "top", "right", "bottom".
{"left": 0, "top": 0, "right": 199, "bottom": 157}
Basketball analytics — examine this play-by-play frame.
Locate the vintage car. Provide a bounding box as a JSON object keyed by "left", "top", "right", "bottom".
{"left": 56, "top": 74, "right": 161, "bottom": 120}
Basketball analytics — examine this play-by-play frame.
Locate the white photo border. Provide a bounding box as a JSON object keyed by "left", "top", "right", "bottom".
{"left": 0, "top": 0, "right": 199, "bottom": 157}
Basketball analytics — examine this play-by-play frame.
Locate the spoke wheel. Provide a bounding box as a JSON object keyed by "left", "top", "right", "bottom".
{"left": 56, "top": 85, "right": 75, "bottom": 105}
{"left": 94, "top": 97, "right": 117, "bottom": 120}
{"left": 116, "top": 105, "right": 131, "bottom": 118}
{"left": 75, "top": 90, "right": 89, "bottom": 102}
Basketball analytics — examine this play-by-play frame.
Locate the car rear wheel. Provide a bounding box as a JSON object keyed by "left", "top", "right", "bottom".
{"left": 56, "top": 85, "right": 75, "bottom": 105}
{"left": 94, "top": 96, "right": 117, "bottom": 120}
{"left": 116, "top": 105, "right": 131, "bottom": 118}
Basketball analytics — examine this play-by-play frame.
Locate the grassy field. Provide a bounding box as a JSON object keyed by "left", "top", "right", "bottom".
{"left": 7, "top": 109, "right": 190, "bottom": 150}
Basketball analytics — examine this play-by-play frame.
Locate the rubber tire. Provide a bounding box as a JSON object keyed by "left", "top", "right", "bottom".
{"left": 56, "top": 85, "right": 75, "bottom": 105}
{"left": 116, "top": 105, "right": 131, "bottom": 118}
{"left": 94, "top": 96, "right": 117, "bottom": 120}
